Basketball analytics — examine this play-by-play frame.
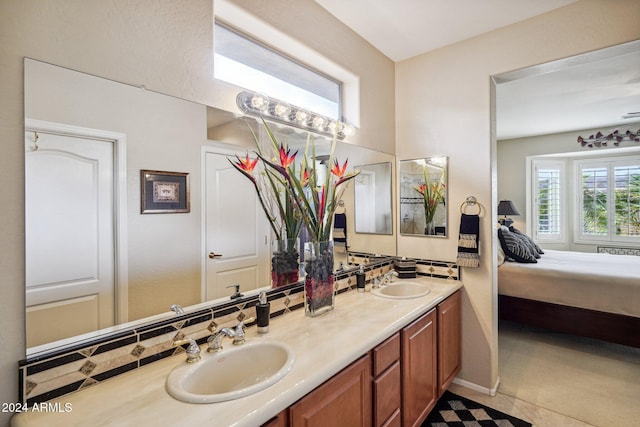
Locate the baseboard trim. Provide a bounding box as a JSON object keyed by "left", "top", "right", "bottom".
{"left": 452, "top": 376, "right": 501, "bottom": 396}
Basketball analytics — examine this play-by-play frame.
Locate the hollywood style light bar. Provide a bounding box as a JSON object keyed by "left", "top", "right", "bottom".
{"left": 236, "top": 90, "right": 355, "bottom": 140}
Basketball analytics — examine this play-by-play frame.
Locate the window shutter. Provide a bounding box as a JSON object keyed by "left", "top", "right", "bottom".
{"left": 532, "top": 160, "right": 562, "bottom": 241}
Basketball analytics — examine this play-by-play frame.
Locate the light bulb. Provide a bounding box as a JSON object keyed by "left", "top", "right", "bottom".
{"left": 294, "top": 110, "right": 309, "bottom": 125}
{"left": 250, "top": 94, "right": 269, "bottom": 112}
{"left": 273, "top": 102, "right": 291, "bottom": 119}
{"left": 342, "top": 124, "right": 355, "bottom": 137}
{"left": 328, "top": 120, "right": 342, "bottom": 133}
{"left": 311, "top": 115, "right": 327, "bottom": 131}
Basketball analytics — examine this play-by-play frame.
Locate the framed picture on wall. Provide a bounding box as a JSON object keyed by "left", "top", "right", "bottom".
{"left": 141, "top": 170, "right": 190, "bottom": 214}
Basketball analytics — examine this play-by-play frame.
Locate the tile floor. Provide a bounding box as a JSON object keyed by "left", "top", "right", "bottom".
{"left": 450, "top": 321, "right": 640, "bottom": 427}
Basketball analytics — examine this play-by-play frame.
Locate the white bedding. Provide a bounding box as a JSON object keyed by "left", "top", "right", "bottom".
{"left": 498, "top": 249, "right": 640, "bottom": 318}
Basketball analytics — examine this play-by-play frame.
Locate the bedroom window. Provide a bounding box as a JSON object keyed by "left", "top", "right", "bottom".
{"left": 532, "top": 159, "right": 564, "bottom": 241}
{"left": 576, "top": 156, "right": 640, "bottom": 242}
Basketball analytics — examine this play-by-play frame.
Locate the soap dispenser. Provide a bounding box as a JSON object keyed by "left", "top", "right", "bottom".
{"left": 356, "top": 265, "right": 366, "bottom": 293}
{"left": 256, "top": 291, "right": 270, "bottom": 334}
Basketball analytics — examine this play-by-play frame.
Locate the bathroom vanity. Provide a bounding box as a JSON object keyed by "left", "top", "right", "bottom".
{"left": 12, "top": 277, "right": 461, "bottom": 427}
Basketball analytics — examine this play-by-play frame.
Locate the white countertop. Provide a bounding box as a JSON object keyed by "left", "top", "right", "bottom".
{"left": 12, "top": 277, "right": 462, "bottom": 427}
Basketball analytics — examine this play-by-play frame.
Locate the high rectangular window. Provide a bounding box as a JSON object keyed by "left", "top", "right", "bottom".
{"left": 214, "top": 23, "right": 342, "bottom": 119}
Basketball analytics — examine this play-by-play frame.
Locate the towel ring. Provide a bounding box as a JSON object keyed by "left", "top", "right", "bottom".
{"left": 460, "top": 196, "right": 484, "bottom": 216}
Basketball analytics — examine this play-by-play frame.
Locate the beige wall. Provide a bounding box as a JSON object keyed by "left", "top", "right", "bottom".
{"left": 0, "top": 1, "right": 395, "bottom": 423}
{"left": 396, "top": 0, "right": 640, "bottom": 391}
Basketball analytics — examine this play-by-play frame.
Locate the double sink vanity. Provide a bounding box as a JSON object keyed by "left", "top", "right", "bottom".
{"left": 12, "top": 276, "right": 461, "bottom": 427}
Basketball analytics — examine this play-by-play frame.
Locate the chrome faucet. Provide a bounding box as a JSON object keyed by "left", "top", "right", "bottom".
{"left": 372, "top": 276, "right": 383, "bottom": 289}
{"left": 207, "top": 317, "right": 255, "bottom": 352}
{"left": 173, "top": 338, "right": 201, "bottom": 363}
{"left": 384, "top": 270, "right": 399, "bottom": 284}
{"left": 170, "top": 304, "right": 185, "bottom": 314}
{"left": 226, "top": 283, "right": 244, "bottom": 300}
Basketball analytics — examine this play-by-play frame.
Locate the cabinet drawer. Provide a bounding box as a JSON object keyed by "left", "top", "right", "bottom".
{"left": 373, "top": 332, "right": 400, "bottom": 376}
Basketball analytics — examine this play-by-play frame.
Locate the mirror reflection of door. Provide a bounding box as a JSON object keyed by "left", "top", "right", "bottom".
{"left": 355, "top": 171, "right": 375, "bottom": 232}
{"left": 25, "top": 126, "right": 116, "bottom": 348}
{"left": 204, "top": 149, "right": 269, "bottom": 300}
{"left": 354, "top": 162, "right": 393, "bottom": 234}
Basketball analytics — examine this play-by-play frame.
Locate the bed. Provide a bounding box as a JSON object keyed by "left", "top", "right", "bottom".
{"left": 498, "top": 248, "right": 640, "bottom": 348}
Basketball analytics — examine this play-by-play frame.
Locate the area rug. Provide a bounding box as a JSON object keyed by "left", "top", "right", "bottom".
{"left": 422, "top": 391, "right": 532, "bottom": 427}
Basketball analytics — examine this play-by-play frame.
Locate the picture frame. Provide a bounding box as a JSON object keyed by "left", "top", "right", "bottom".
{"left": 140, "top": 170, "right": 190, "bottom": 214}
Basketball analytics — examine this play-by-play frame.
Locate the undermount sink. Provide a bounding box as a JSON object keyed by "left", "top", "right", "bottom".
{"left": 166, "top": 340, "right": 295, "bottom": 404}
{"left": 371, "top": 281, "right": 431, "bottom": 299}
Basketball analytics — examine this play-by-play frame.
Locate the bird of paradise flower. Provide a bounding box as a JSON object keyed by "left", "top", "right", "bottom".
{"left": 229, "top": 130, "right": 304, "bottom": 244}
{"left": 256, "top": 119, "right": 360, "bottom": 243}
{"left": 414, "top": 165, "right": 446, "bottom": 227}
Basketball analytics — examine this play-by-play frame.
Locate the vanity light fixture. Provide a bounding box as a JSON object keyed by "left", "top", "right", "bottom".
{"left": 236, "top": 90, "right": 355, "bottom": 139}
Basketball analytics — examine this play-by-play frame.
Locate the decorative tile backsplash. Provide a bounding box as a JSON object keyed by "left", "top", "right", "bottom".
{"left": 19, "top": 254, "right": 459, "bottom": 405}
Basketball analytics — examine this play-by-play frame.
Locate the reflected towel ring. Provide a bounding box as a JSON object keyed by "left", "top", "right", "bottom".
{"left": 460, "top": 196, "right": 484, "bottom": 216}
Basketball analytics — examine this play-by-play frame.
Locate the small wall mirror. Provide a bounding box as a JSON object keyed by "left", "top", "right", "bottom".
{"left": 399, "top": 157, "right": 448, "bottom": 237}
{"left": 354, "top": 162, "right": 393, "bottom": 235}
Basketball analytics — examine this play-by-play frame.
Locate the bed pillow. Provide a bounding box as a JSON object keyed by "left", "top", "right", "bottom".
{"left": 498, "top": 226, "right": 538, "bottom": 263}
{"left": 509, "top": 226, "right": 544, "bottom": 255}
{"left": 497, "top": 245, "right": 506, "bottom": 266}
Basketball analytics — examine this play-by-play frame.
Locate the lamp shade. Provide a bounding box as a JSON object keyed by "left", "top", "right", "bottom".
{"left": 497, "top": 200, "right": 520, "bottom": 216}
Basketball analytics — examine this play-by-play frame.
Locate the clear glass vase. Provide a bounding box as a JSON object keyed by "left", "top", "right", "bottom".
{"left": 425, "top": 220, "right": 435, "bottom": 235}
{"left": 303, "top": 240, "right": 335, "bottom": 317}
{"left": 270, "top": 238, "right": 300, "bottom": 288}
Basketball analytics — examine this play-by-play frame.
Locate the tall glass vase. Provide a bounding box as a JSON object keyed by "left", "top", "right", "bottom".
{"left": 271, "top": 238, "right": 300, "bottom": 288}
{"left": 303, "top": 240, "right": 335, "bottom": 317}
{"left": 424, "top": 220, "right": 435, "bottom": 235}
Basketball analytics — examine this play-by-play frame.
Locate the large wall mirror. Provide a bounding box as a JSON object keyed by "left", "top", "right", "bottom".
{"left": 354, "top": 162, "right": 393, "bottom": 234}
{"left": 24, "top": 58, "right": 396, "bottom": 355}
{"left": 399, "top": 157, "right": 448, "bottom": 237}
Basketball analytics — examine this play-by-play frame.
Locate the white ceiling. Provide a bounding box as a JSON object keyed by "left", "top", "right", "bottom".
{"left": 314, "top": 0, "right": 578, "bottom": 62}
{"left": 314, "top": 0, "right": 640, "bottom": 140}
{"left": 495, "top": 45, "right": 640, "bottom": 139}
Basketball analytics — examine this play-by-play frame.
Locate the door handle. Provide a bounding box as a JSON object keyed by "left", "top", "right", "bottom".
{"left": 208, "top": 252, "right": 223, "bottom": 259}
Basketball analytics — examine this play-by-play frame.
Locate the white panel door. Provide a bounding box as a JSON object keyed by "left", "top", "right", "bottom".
{"left": 25, "top": 130, "right": 115, "bottom": 347}
{"left": 205, "top": 151, "right": 268, "bottom": 300}
{"left": 355, "top": 171, "right": 376, "bottom": 232}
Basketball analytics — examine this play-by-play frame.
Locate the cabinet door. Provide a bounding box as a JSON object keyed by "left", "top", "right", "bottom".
{"left": 401, "top": 309, "right": 437, "bottom": 427}
{"left": 374, "top": 360, "right": 401, "bottom": 427}
{"left": 289, "top": 354, "right": 372, "bottom": 427}
{"left": 438, "top": 290, "right": 462, "bottom": 396}
{"left": 262, "top": 410, "right": 287, "bottom": 427}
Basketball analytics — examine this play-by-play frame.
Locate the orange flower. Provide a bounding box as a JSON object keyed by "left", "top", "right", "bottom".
{"left": 230, "top": 154, "right": 259, "bottom": 184}
{"left": 235, "top": 153, "right": 258, "bottom": 173}
{"left": 415, "top": 183, "right": 427, "bottom": 195}
{"left": 300, "top": 168, "right": 310, "bottom": 187}
{"left": 331, "top": 159, "right": 348, "bottom": 178}
{"left": 279, "top": 144, "right": 297, "bottom": 168}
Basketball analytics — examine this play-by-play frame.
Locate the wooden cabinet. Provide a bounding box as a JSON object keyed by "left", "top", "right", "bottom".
{"left": 262, "top": 410, "right": 287, "bottom": 427}
{"left": 401, "top": 308, "right": 438, "bottom": 427}
{"left": 372, "top": 333, "right": 401, "bottom": 427}
{"left": 438, "top": 290, "right": 461, "bottom": 395}
{"left": 284, "top": 290, "right": 461, "bottom": 427}
{"left": 289, "top": 354, "right": 372, "bottom": 427}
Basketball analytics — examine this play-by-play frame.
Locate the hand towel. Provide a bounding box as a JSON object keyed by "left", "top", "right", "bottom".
{"left": 333, "top": 212, "right": 348, "bottom": 252}
{"left": 457, "top": 213, "right": 480, "bottom": 268}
